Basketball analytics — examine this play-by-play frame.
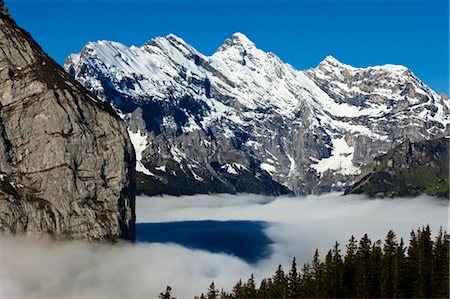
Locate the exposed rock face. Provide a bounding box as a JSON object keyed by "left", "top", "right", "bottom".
{"left": 0, "top": 1, "right": 136, "bottom": 240}
{"left": 346, "top": 137, "right": 449, "bottom": 198}
{"left": 65, "top": 33, "right": 449, "bottom": 196}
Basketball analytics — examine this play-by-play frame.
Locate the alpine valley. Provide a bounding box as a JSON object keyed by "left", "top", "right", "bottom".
{"left": 65, "top": 33, "right": 450, "bottom": 196}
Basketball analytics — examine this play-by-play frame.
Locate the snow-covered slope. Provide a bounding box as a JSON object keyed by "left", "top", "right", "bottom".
{"left": 65, "top": 33, "right": 449, "bottom": 195}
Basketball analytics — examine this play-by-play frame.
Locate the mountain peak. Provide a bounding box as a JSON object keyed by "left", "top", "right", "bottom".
{"left": 231, "top": 32, "right": 254, "bottom": 46}
{"left": 369, "top": 64, "right": 408, "bottom": 74}
{"left": 165, "top": 33, "right": 188, "bottom": 45}
{"left": 216, "top": 32, "right": 256, "bottom": 52}
{"left": 320, "top": 55, "right": 346, "bottom": 67}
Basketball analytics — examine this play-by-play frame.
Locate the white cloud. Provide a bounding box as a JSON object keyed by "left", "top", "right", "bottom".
{"left": 1, "top": 193, "right": 448, "bottom": 298}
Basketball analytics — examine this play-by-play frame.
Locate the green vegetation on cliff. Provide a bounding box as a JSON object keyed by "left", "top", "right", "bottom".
{"left": 346, "top": 137, "right": 449, "bottom": 198}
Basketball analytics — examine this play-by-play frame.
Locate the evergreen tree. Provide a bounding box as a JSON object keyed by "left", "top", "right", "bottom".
{"left": 323, "top": 242, "right": 344, "bottom": 298}
{"left": 159, "top": 286, "right": 175, "bottom": 299}
{"left": 287, "top": 258, "right": 300, "bottom": 298}
{"left": 405, "top": 229, "right": 419, "bottom": 298}
{"left": 432, "top": 227, "right": 450, "bottom": 298}
{"left": 272, "top": 264, "right": 288, "bottom": 298}
{"left": 257, "top": 278, "right": 270, "bottom": 298}
{"left": 311, "top": 249, "right": 323, "bottom": 298}
{"left": 244, "top": 274, "right": 257, "bottom": 298}
{"left": 356, "top": 233, "right": 372, "bottom": 298}
{"left": 299, "top": 262, "right": 314, "bottom": 298}
{"left": 331, "top": 241, "right": 344, "bottom": 298}
{"left": 343, "top": 235, "right": 358, "bottom": 298}
{"left": 395, "top": 237, "right": 407, "bottom": 298}
{"left": 207, "top": 282, "right": 218, "bottom": 299}
{"left": 323, "top": 249, "right": 334, "bottom": 298}
{"left": 369, "top": 240, "right": 382, "bottom": 297}
{"left": 381, "top": 230, "right": 398, "bottom": 298}
{"left": 218, "top": 288, "right": 232, "bottom": 299}
{"left": 231, "top": 279, "right": 244, "bottom": 298}
{"left": 408, "top": 226, "right": 433, "bottom": 298}
{"left": 420, "top": 225, "right": 433, "bottom": 298}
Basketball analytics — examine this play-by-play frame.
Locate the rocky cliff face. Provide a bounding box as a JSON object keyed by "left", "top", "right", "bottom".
{"left": 65, "top": 33, "right": 449, "bottom": 196}
{"left": 346, "top": 137, "right": 449, "bottom": 198}
{"left": 0, "top": 1, "right": 136, "bottom": 240}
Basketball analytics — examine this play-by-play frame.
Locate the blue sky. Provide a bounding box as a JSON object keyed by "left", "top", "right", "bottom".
{"left": 5, "top": 0, "right": 449, "bottom": 94}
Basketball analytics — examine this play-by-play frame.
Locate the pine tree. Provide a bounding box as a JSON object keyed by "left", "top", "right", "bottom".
{"left": 272, "top": 264, "right": 288, "bottom": 298}
{"left": 381, "top": 230, "right": 398, "bottom": 298}
{"left": 432, "top": 227, "right": 449, "bottom": 298}
{"left": 311, "top": 249, "right": 323, "bottom": 298}
{"left": 405, "top": 229, "right": 418, "bottom": 298}
{"left": 231, "top": 279, "right": 244, "bottom": 299}
{"left": 159, "top": 286, "right": 176, "bottom": 299}
{"left": 207, "top": 282, "right": 219, "bottom": 299}
{"left": 218, "top": 288, "right": 232, "bottom": 299}
{"left": 244, "top": 274, "right": 257, "bottom": 298}
{"left": 409, "top": 226, "right": 433, "bottom": 298}
{"left": 332, "top": 241, "right": 344, "bottom": 298}
{"left": 257, "top": 278, "right": 271, "bottom": 298}
{"left": 287, "top": 258, "right": 299, "bottom": 298}
{"left": 369, "top": 239, "right": 382, "bottom": 297}
{"left": 323, "top": 242, "right": 344, "bottom": 298}
{"left": 395, "top": 237, "right": 407, "bottom": 298}
{"left": 343, "top": 235, "right": 357, "bottom": 298}
{"left": 299, "top": 262, "right": 314, "bottom": 298}
{"left": 356, "top": 234, "right": 372, "bottom": 298}
{"left": 420, "top": 225, "right": 433, "bottom": 298}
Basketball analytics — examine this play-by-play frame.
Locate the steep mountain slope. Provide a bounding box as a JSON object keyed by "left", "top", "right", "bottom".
{"left": 0, "top": 1, "right": 135, "bottom": 240}
{"left": 65, "top": 33, "right": 449, "bottom": 195}
{"left": 346, "top": 137, "right": 449, "bottom": 198}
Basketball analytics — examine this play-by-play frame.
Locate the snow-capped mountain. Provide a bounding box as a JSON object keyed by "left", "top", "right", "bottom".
{"left": 65, "top": 33, "right": 449, "bottom": 195}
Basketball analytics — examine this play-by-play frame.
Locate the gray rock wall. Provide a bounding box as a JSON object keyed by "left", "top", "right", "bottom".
{"left": 0, "top": 0, "right": 136, "bottom": 241}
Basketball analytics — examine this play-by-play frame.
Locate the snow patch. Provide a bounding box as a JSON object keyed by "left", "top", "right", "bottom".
{"left": 221, "top": 163, "right": 248, "bottom": 175}
{"left": 222, "top": 164, "right": 238, "bottom": 175}
{"left": 128, "top": 130, "right": 154, "bottom": 176}
{"left": 170, "top": 146, "right": 187, "bottom": 164}
{"left": 155, "top": 165, "right": 166, "bottom": 172}
{"left": 286, "top": 153, "right": 296, "bottom": 177}
{"left": 260, "top": 162, "right": 276, "bottom": 174}
{"left": 311, "top": 137, "right": 360, "bottom": 177}
{"left": 233, "top": 163, "right": 248, "bottom": 171}
{"left": 201, "top": 140, "right": 212, "bottom": 148}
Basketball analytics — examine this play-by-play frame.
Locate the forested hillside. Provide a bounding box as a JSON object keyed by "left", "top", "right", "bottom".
{"left": 171, "top": 226, "right": 449, "bottom": 299}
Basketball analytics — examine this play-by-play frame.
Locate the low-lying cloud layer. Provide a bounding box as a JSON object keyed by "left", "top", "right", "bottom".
{"left": 1, "top": 193, "right": 448, "bottom": 298}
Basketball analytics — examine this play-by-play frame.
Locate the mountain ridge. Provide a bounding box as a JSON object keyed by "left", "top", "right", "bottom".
{"left": 65, "top": 32, "right": 449, "bottom": 196}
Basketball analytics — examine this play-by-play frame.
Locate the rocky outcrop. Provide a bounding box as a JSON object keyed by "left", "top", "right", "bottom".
{"left": 346, "top": 137, "right": 449, "bottom": 198}
{"left": 0, "top": 1, "right": 136, "bottom": 240}
{"left": 66, "top": 33, "right": 449, "bottom": 196}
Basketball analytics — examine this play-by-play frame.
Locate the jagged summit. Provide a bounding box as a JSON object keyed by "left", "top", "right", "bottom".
{"left": 318, "top": 55, "right": 355, "bottom": 70}
{"left": 321, "top": 55, "right": 343, "bottom": 65}
{"left": 231, "top": 32, "right": 255, "bottom": 46}
{"left": 147, "top": 33, "right": 197, "bottom": 52}
{"left": 317, "top": 55, "right": 409, "bottom": 74}
{"left": 165, "top": 33, "right": 186, "bottom": 43}
{"left": 216, "top": 32, "right": 256, "bottom": 52}
{"left": 369, "top": 63, "right": 408, "bottom": 74}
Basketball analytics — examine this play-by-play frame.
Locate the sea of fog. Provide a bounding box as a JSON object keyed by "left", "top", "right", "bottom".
{"left": 1, "top": 193, "right": 448, "bottom": 298}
